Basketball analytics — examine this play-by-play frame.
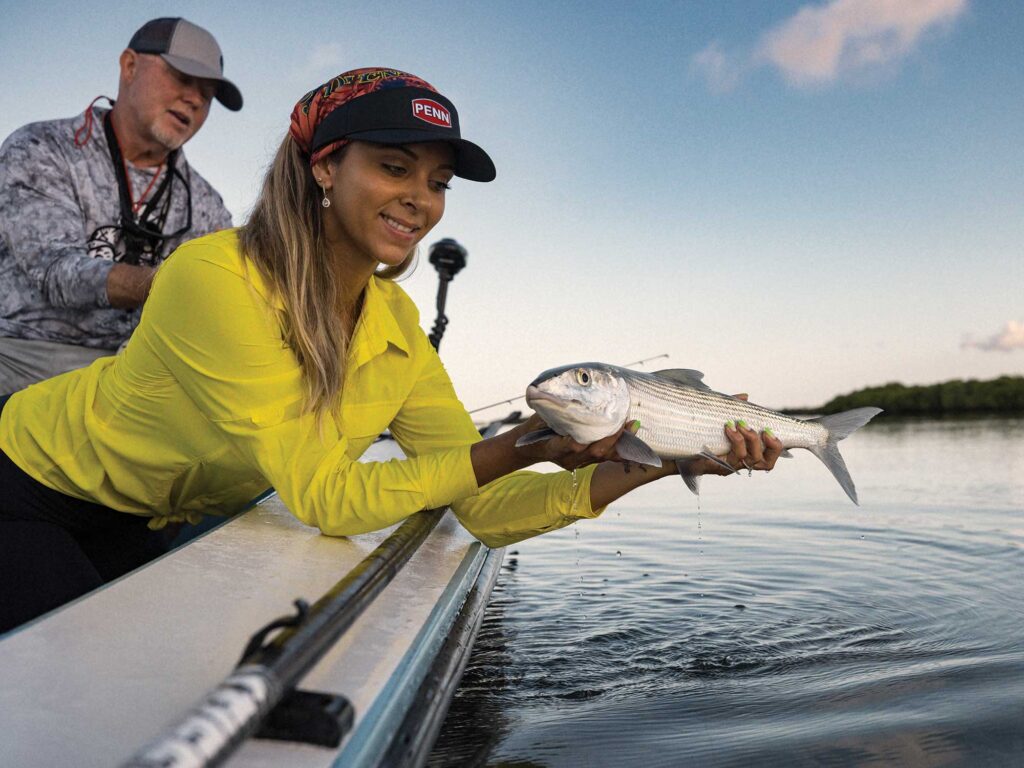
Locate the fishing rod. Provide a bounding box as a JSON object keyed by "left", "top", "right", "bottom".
{"left": 468, "top": 353, "right": 670, "bottom": 415}
{"left": 121, "top": 507, "right": 447, "bottom": 767}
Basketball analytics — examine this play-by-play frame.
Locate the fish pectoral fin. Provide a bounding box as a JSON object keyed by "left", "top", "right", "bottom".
{"left": 675, "top": 459, "right": 701, "bottom": 496}
{"left": 780, "top": 448, "right": 794, "bottom": 459}
{"left": 615, "top": 432, "right": 662, "bottom": 467}
{"left": 698, "top": 450, "right": 738, "bottom": 475}
{"left": 514, "top": 428, "right": 559, "bottom": 447}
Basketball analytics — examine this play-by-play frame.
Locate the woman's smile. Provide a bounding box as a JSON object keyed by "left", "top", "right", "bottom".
{"left": 380, "top": 212, "right": 419, "bottom": 237}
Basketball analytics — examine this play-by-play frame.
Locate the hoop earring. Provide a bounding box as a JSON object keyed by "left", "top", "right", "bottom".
{"left": 317, "top": 178, "right": 331, "bottom": 208}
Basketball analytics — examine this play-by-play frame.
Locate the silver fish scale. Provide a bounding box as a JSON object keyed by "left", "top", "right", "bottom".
{"left": 620, "top": 370, "right": 827, "bottom": 459}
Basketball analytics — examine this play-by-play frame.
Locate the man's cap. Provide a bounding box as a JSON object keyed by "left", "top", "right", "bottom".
{"left": 128, "top": 17, "right": 242, "bottom": 111}
{"left": 290, "top": 68, "right": 495, "bottom": 182}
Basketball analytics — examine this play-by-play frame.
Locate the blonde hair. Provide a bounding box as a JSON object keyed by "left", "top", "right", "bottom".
{"left": 239, "top": 135, "right": 414, "bottom": 418}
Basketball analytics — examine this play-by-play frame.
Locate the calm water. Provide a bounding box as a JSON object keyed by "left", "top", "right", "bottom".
{"left": 429, "top": 417, "right": 1024, "bottom": 767}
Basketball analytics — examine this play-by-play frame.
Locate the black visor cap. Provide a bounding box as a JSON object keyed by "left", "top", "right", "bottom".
{"left": 310, "top": 87, "right": 495, "bottom": 182}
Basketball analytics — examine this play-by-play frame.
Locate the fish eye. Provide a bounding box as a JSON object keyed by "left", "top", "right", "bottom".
{"left": 575, "top": 369, "right": 591, "bottom": 386}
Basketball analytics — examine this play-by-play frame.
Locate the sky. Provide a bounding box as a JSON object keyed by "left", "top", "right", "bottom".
{"left": 1, "top": 0, "right": 1021, "bottom": 414}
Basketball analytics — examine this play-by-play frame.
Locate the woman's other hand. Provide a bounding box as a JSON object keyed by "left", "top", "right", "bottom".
{"left": 683, "top": 394, "right": 784, "bottom": 477}
{"left": 511, "top": 414, "right": 638, "bottom": 471}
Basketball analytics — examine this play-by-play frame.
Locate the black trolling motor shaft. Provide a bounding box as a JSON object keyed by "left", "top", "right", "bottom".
{"left": 427, "top": 238, "right": 467, "bottom": 351}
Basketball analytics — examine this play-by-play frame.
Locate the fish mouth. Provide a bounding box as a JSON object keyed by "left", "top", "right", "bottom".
{"left": 525, "top": 386, "right": 566, "bottom": 408}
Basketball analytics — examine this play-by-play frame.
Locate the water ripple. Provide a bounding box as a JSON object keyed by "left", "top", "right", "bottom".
{"left": 431, "top": 419, "right": 1024, "bottom": 768}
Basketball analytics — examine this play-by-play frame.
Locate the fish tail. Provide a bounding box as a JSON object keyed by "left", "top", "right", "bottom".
{"left": 806, "top": 407, "right": 883, "bottom": 505}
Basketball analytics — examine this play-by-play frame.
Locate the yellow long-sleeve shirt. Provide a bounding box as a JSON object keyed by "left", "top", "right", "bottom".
{"left": 0, "top": 230, "right": 602, "bottom": 547}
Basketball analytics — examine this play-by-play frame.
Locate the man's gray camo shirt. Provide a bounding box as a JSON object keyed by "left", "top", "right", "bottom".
{"left": 0, "top": 108, "right": 232, "bottom": 349}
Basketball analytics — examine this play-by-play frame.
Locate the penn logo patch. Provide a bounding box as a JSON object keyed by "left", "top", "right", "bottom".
{"left": 412, "top": 99, "right": 451, "bottom": 128}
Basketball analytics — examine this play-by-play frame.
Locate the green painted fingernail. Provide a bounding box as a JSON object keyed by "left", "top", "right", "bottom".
{"left": 764, "top": 427, "right": 774, "bottom": 436}
{"left": 725, "top": 421, "right": 735, "bottom": 429}
{"left": 738, "top": 420, "right": 748, "bottom": 429}
{"left": 631, "top": 420, "right": 641, "bottom": 431}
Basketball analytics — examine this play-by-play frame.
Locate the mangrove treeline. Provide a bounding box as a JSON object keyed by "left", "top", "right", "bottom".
{"left": 802, "top": 375, "right": 1024, "bottom": 416}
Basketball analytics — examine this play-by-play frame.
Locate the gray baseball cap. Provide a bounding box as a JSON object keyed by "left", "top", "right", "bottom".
{"left": 128, "top": 17, "right": 242, "bottom": 111}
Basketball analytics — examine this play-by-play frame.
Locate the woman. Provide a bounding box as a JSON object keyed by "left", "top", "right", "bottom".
{"left": 0, "top": 68, "right": 781, "bottom": 633}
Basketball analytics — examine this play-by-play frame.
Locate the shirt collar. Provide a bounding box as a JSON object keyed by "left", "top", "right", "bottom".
{"left": 248, "top": 263, "right": 409, "bottom": 366}
{"left": 350, "top": 275, "right": 410, "bottom": 368}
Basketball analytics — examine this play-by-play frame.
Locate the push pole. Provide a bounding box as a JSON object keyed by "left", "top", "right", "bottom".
{"left": 427, "top": 238, "right": 467, "bottom": 351}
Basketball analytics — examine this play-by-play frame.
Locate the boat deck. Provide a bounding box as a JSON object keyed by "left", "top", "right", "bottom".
{"left": 0, "top": 440, "right": 501, "bottom": 767}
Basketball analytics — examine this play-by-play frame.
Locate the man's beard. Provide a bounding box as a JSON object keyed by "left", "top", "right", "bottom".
{"left": 150, "top": 121, "right": 186, "bottom": 153}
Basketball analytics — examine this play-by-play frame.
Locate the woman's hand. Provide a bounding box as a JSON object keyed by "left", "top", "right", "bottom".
{"left": 472, "top": 414, "right": 639, "bottom": 488}
{"left": 682, "top": 394, "right": 784, "bottom": 477}
{"left": 510, "top": 414, "right": 637, "bottom": 471}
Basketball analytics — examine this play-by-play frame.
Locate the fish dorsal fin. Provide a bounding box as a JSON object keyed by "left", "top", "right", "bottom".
{"left": 654, "top": 368, "right": 711, "bottom": 391}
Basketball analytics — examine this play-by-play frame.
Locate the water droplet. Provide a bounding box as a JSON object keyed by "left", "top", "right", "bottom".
{"left": 569, "top": 467, "right": 579, "bottom": 518}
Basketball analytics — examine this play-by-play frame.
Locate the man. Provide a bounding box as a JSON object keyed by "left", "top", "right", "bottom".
{"left": 0, "top": 17, "right": 242, "bottom": 391}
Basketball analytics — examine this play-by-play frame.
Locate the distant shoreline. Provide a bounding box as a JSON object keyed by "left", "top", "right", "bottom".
{"left": 781, "top": 375, "right": 1024, "bottom": 417}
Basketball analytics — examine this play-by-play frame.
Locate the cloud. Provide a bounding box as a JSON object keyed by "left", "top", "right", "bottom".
{"left": 692, "top": 0, "right": 968, "bottom": 91}
{"left": 962, "top": 320, "right": 1024, "bottom": 352}
{"left": 691, "top": 41, "right": 746, "bottom": 93}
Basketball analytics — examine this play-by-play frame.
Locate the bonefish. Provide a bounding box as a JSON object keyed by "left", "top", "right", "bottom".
{"left": 516, "top": 363, "right": 882, "bottom": 504}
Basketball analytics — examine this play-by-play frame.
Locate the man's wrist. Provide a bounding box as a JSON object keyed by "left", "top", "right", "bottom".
{"left": 106, "top": 263, "right": 157, "bottom": 309}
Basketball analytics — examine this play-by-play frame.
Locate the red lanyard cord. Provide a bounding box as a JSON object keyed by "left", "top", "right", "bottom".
{"left": 74, "top": 95, "right": 114, "bottom": 147}
{"left": 125, "top": 159, "right": 165, "bottom": 214}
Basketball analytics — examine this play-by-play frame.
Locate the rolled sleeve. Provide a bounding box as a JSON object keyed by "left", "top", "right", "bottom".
{"left": 417, "top": 443, "right": 478, "bottom": 510}
{"left": 452, "top": 463, "right": 604, "bottom": 549}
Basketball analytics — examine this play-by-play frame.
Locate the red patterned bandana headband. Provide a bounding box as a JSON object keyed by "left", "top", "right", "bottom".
{"left": 289, "top": 68, "right": 438, "bottom": 167}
